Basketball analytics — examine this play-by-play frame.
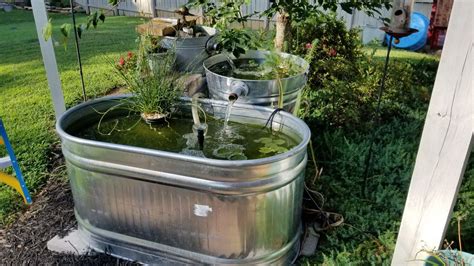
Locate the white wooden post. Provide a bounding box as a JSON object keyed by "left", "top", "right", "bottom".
{"left": 85, "top": 0, "right": 90, "bottom": 14}
{"left": 150, "top": 0, "right": 156, "bottom": 17}
{"left": 31, "top": 0, "right": 66, "bottom": 119}
{"left": 392, "top": 0, "right": 473, "bottom": 264}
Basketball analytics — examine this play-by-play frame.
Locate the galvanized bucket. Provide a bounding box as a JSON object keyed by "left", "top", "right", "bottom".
{"left": 57, "top": 95, "right": 310, "bottom": 264}
{"left": 161, "top": 26, "right": 218, "bottom": 73}
{"left": 203, "top": 50, "right": 309, "bottom": 113}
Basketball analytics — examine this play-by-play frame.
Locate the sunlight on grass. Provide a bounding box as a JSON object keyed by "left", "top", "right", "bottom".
{"left": 363, "top": 44, "right": 439, "bottom": 62}
{"left": 0, "top": 10, "right": 144, "bottom": 223}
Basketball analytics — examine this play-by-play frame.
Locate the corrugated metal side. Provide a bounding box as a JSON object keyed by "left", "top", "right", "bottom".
{"left": 69, "top": 164, "right": 304, "bottom": 260}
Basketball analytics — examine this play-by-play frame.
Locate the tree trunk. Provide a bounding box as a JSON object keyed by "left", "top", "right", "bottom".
{"left": 274, "top": 11, "right": 289, "bottom": 52}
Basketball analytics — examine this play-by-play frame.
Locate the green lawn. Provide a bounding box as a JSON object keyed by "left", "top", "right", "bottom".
{"left": 363, "top": 45, "right": 439, "bottom": 62}
{"left": 0, "top": 10, "right": 145, "bottom": 223}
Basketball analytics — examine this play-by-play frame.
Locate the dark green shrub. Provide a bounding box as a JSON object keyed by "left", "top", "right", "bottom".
{"left": 49, "top": 0, "right": 70, "bottom": 8}
{"left": 291, "top": 12, "right": 363, "bottom": 88}
{"left": 446, "top": 156, "right": 474, "bottom": 252}
{"left": 304, "top": 117, "right": 425, "bottom": 264}
{"left": 291, "top": 12, "right": 442, "bottom": 264}
{"left": 292, "top": 13, "right": 437, "bottom": 130}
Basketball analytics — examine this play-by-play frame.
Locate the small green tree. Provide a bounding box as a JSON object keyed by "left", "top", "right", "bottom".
{"left": 187, "top": 0, "right": 259, "bottom": 57}
{"left": 261, "top": 0, "right": 392, "bottom": 51}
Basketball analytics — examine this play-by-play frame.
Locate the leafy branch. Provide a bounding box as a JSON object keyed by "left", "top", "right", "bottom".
{"left": 186, "top": 0, "right": 259, "bottom": 57}
{"left": 43, "top": 10, "right": 106, "bottom": 49}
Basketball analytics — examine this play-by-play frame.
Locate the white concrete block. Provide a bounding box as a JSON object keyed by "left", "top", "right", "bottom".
{"left": 47, "top": 229, "right": 91, "bottom": 255}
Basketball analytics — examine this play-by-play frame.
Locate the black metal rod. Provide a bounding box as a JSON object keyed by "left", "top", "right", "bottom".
{"left": 362, "top": 35, "right": 394, "bottom": 198}
{"left": 197, "top": 128, "right": 205, "bottom": 150}
{"left": 70, "top": 0, "right": 87, "bottom": 102}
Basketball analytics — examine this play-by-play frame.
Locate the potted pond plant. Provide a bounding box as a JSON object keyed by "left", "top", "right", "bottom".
{"left": 143, "top": 34, "right": 172, "bottom": 72}
{"left": 115, "top": 36, "right": 182, "bottom": 124}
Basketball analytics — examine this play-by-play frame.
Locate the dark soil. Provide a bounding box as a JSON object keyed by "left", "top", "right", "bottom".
{"left": 0, "top": 176, "right": 134, "bottom": 265}
{"left": 106, "top": 86, "right": 128, "bottom": 96}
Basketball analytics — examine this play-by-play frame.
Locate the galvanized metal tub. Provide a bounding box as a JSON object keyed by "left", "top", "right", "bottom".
{"left": 161, "top": 26, "right": 218, "bottom": 73}
{"left": 203, "top": 50, "right": 309, "bottom": 113}
{"left": 57, "top": 96, "right": 310, "bottom": 264}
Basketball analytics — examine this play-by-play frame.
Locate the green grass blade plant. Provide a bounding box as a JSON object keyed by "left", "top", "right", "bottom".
{"left": 113, "top": 35, "right": 182, "bottom": 119}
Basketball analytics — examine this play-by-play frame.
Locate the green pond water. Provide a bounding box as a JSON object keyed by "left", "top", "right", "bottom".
{"left": 208, "top": 58, "right": 304, "bottom": 80}
{"left": 74, "top": 114, "right": 298, "bottom": 160}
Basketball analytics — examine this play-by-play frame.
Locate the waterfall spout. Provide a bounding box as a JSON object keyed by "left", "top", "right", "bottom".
{"left": 228, "top": 81, "right": 249, "bottom": 102}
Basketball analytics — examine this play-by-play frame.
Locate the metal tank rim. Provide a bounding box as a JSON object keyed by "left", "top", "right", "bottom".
{"left": 161, "top": 25, "right": 219, "bottom": 49}
{"left": 203, "top": 49, "right": 310, "bottom": 82}
{"left": 56, "top": 95, "right": 311, "bottom": 168}
{"left": 161, "top": 26, "right": 218, "bottom": 47}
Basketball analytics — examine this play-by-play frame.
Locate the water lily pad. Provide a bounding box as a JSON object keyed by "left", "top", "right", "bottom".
{"left": 258, "top": 140, "right": 289, "bottom": 154}
{"left": 213, "top": 144, "right": 245, "bottom": 159}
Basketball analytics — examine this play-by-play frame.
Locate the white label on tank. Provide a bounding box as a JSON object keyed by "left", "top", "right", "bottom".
{"left": 194, "top": 204, "right": 213, "bottom": 217}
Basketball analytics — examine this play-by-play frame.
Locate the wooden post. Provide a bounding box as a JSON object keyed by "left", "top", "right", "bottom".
{"left": 85, "top": 0, "right": 90, "bottom": 14}
{"left": 264, "top": 0, "right": 270, "bottom": 31}
{"left": 31, "top": 0, "right": 66, "bottom": 119}
{"left": 392, "top": 0, "right": 473, "bottom": 264}
{"left": 150, "top": 0, "right": 156, "bottom": 18}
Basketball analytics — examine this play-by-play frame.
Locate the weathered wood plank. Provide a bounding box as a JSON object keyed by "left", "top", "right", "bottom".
{"left": 391, "top": 0, "right": 473, "bottom": 264}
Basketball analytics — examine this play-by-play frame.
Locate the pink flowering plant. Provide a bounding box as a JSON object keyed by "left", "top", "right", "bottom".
{"left": 116, "top": 51, "right": 136, "bottom": 73}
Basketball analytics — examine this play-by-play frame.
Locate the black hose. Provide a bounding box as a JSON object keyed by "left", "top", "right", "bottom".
{"left": 262, "top": 108, "right": 284, "bottom": 131}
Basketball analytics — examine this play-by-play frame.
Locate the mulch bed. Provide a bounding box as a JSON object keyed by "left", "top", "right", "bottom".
{"left": 0, "top": 176, "right": 134, "bottom": 265}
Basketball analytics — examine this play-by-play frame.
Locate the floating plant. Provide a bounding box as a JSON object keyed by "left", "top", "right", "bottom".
{"left": 76, "top": 113, "right": 297, "bottom": 160}
{"left": 208, "top": 52, "right": 305, "bottom": 81}
{"left": 254, "top": 137, "right": 289, "bottom": 155}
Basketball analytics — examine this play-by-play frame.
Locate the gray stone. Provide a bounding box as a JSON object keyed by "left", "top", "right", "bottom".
{"left": 47, "top": 229, "right": 91, "bottom": 255}
{"left": 180, "top": 74, "right": 207, "bottom": 97}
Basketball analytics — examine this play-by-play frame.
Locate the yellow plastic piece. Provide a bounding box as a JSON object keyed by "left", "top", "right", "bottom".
{"left": 0, "top": 171, "right": 27, "bottom": 203}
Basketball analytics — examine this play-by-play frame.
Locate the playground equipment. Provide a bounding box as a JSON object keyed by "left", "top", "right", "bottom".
{"left": 0, "top": 119, "right": 32, "bottom": 204}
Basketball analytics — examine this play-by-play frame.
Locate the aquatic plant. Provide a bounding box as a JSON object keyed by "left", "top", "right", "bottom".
{"left": 114, "top": 35, "right": 182, "bottom": 123}
{"left": 142, "top": 34, "right": 168, "bottom": 54}
{"left": 262, "top": 52, "right": 304, "bottom": 108}
{"left": 186, "top": 0, "right": 260, "bottom": 57}
{"left": 254, "top": 137, "right": 288, "bottom": 155}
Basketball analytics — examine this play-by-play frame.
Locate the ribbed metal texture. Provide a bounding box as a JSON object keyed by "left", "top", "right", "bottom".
{"left": 57, "top": 96, "right": 310, "bottom": 264}
{"left": 204, "top": 50, "right": 309, "bottom": 113}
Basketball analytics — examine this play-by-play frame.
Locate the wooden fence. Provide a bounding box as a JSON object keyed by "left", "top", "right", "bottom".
{"left": 74, "top": 0, "right": 433, "bottom": 43}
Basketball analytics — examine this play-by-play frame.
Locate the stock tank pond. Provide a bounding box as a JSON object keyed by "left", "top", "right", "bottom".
{"left": 57, "top": 95, "right": 310, "bottom": 264}
{"left": 204, "top": 50, "right": 309, "bottom": 113}
{"left": 77, "top": 110, "right": 298, "bottom": 160}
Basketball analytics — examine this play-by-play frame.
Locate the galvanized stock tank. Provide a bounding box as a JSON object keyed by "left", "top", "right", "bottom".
{"left": 204, "top": 50, "right": 309, "bottom": 113}
{"left": 57, "top": 96, "right": 310, "bottom": 264}
{"left": 161, "top": 26, "right": 218, "bottom": 73}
